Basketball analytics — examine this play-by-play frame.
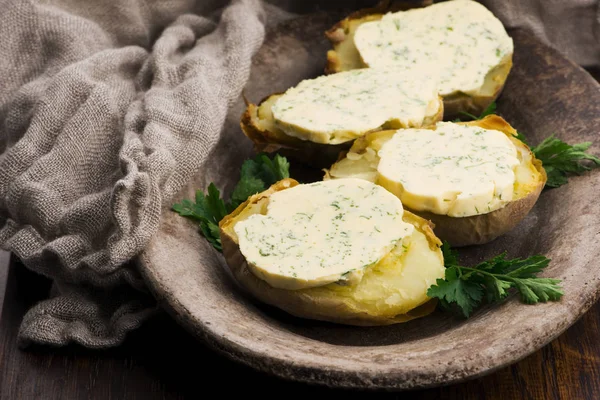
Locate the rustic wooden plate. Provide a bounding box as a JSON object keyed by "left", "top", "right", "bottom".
{"left": 138, "top": 13, "right": 600, "bottom": 390}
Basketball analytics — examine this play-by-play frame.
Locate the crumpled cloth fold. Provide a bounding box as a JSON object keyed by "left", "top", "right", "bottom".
{"left": 0, "top": 0, "right": 265, "bottom": 348}
{"left": 0, "top": 0, "right": 597, "bottom": 348}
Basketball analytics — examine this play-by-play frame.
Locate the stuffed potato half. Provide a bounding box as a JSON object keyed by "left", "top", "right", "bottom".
{"left": 241, "top": 68, "right": 444, "bottom": 168}
{"left": 325, "top": 0, "right": 513, "bottom": 119}
{"left": 327, "top": 116, "right": 547, "bottom": 247}
{"left": 220, "top": 179, "right": 445, "bottom": 326}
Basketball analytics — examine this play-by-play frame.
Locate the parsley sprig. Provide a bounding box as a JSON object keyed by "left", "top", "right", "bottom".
{"left": 427, "top": 243, "right": 563, "bottom": 317}
{"left": 458, "top": 101, "right": 497, "bottom": 121}
{"left": 531, "top": 136, "right": 600, "bottom": 188}
{"left": 457, "top": 101, "right": 600, "bottom": 188}
{"left": 172, "top": 154, "right": 290, "bottom": 251}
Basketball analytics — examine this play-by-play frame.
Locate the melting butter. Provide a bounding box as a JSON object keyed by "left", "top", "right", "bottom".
{"left": 377, "top": 122, "right": 520, "bottom": 217}
{"left": 354, "top": 0, "right": 513, "bottom": 96}
{"left": 234, "top": 178, "right": 414, "bottom": 290}
{"left": 271, "top": 68, "right": 439, "bottom": 145}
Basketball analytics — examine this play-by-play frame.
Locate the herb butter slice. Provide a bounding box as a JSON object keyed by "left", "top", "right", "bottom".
{"left": 353, "top": 0, "right": 513, "bottom": 96}
{"left": 377, "top": 122, "right": 520, "bottom": 217}
{"left": 271, "top": 68, "right": 439, "bottom": 145}
{"left": 234, "top": 178, "right": 414, "bottom": 290}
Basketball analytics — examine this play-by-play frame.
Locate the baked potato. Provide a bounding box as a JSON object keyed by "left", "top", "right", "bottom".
{"left": 220, "top": 178, "right": 446, "bottom": 326}
{"left": 241, "top": 68, "right": 444, "bottom": 168}
{"left": 325, "top": 0, "right": 514, "bottom": 119}
{"left": 327, "top": 115, "right": 547, "bottom": 246}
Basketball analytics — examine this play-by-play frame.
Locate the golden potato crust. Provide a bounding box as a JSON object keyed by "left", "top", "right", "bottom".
{"left": 220, "top": 179, "right": 445, "bottom": 326}
{"left": 325, "top": 1, "right": 512, "bottom": 119}
{"left": 327, "top": 115, "right": 547, "bottom": 247}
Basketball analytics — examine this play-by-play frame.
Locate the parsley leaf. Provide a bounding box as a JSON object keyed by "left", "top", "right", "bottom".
{"left": 458, "top": 101, "right": 497, "bottom": 121}
{"left": 204, "top": 183, "right": 229, "bottom": 221}
{"left": 427, "top": 242, "right": 563, "bottom": 317}
{"left": 172, "top": 183, "right": 228, "bottom": 251}
{"left": 531, "top": 135, "right": 600, "bottom": 188}
{"left": 428, "top": 267, "right": 484, "bottom": 317}
{"left": 477, "top": 101, "right": 497, "bottom": 119}
{"left": 172, "top": 153, "right": 290, "bottom": 252}
{"left": 229, "top": 154, "right": 290, "bottom": 210}
{"left": 440, "top": 241, "right": 459, "bottom": 266}
{"left": 515, "top": 131, "right": 529, "bottom": 145}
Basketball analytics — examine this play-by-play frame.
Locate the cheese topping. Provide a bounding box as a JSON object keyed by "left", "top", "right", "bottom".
{"left": 234, "top": 179, "right": 414, "bottom": 290}
{"left": 271, "top": 68, "right": 439, "bottom": 145}
{"left": 377, "top": 122, "right": 520, "bottom": 217}
{"left": 353, "top": 0, "right": 513, "bottom": 96}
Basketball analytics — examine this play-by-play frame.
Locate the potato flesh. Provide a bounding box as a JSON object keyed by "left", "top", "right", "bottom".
{"left": 223, "top": 184, "right": 445, "bottom": 321}
{"left": 303, "top": 227, "right": 444, "bottom": 318}
{"left": 326, "top": 14, "right": 381, "bottom": 72}
{"left": 255, "top": 95, "right": 282, "bottom": 137}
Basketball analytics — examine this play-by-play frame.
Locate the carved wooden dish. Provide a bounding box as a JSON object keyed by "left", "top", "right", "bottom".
{"left": 139, "top": 13, "right": 600, "bottom": 390}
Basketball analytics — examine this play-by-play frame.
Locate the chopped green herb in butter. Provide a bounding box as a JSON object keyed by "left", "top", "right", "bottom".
{"left": 234, "top": 178, "right": 414, "bottom": 290}
{"left": 377, "top": 122, "right": 520, "bottom": 217}
{"left": 271, "top": 68, "right": 439, "bottom": 144}
{"left": 354, "top": 0, "right": 513, "bottom": 96}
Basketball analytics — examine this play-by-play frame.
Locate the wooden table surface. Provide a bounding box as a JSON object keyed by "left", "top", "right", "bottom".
{"left": 1, "top": 253, "right": 600, "bottom": 400}
{"left": 1, "top": 76, "right": 599, "bottom": 400}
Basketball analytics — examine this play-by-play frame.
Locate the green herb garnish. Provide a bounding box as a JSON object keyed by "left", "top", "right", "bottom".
{"left": 458, "top": 101, "right": 497, "bottom": 121}
{"left": 531, "top": 135, "right": 600, "bottom": 188}
{"left": 427, "top": 242, "right": 563, "bottom": 317}
{"left": 515, "top": 130, "right": 529, "bottom": 145}
{"left": 172, "top": 154, "right": 290, "bottom": 251}
{"left": 230, "top": 153, "right": 290, "bottom": 208}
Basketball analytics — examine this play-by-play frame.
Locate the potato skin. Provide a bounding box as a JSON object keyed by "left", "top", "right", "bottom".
{"left": 327, "top": 115, "right": 547, "bottom": 247}
{"left": 325, "top": 1, "right": 512, "bottom": 119}
{"left": 220, "top": 179, "right": 443, "bottom": 326}
{"left": 240, "top": 92, "right": 444, "bottom": 169}
{"left": 240, "top": 99, "right": 350, "bottom": 169}
{"left": 407, "top": 181, "right": 543, "bottom": 247}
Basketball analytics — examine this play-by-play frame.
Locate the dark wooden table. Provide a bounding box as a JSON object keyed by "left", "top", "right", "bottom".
{"left": 2, "top": 253, "right": 600, "bottom": 400}
{"left": 2, "top": 69, "right": 600, "bottom": 400}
